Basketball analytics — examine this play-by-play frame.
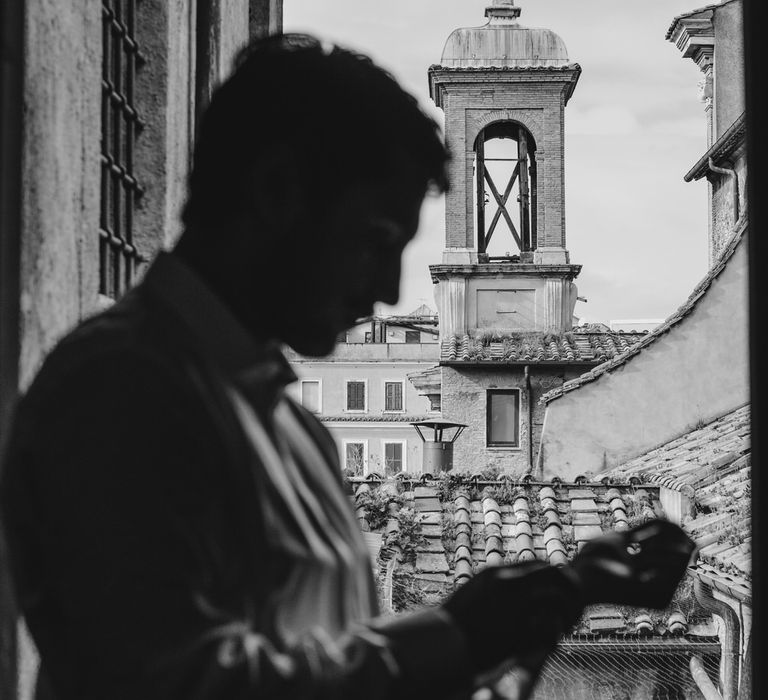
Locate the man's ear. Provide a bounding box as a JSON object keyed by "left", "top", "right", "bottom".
{"left": 248, "top": 144, "right": 309, "bottom": 233}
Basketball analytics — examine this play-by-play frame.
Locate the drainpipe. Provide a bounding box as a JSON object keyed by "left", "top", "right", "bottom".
{"left": 690, "top": 655, "right": 723, "bottom": 700}
{"left": 694, "top": 578, "right": 740, "bottom": 700}
{"left": 525, "top": 365, "right": 533, "bottom": 472}
{"left": 708, "top": 158, "right": 740, "bottom": 226}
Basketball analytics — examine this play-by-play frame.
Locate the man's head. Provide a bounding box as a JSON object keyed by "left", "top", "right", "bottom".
{"left": 177, "top": 34, "right": 449, "bottom": 356}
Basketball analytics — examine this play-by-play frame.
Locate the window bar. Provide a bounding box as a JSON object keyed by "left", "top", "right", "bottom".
{"left": 100, "top": 0, "right": 143, "bottom": 299}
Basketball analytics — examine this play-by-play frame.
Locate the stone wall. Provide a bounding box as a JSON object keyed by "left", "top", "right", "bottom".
{"left": 710, "top": 148, "right": 747, "bottom": 262}
{"left": 7, "top": 3, "right": 280, "bottom": 697}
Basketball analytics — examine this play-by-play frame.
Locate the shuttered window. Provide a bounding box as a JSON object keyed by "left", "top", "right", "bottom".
{"left": 346, "top": 381, "right": 366, "bottom": 411}
{"left": 384, "top": 381, "right": 403, "bottom": 411}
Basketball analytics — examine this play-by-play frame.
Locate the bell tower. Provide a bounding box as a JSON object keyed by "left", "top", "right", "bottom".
{"left": 429, "top": 0, "right": 582, "bottom": 338}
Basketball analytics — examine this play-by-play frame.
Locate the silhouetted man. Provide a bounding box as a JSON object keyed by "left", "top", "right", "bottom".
{"left": 1, "top": 35, "right": 695, "bottom": 700}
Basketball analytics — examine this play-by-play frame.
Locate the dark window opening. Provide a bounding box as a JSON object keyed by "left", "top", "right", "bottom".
{"left": 404, "top": 330, "right": 420, "bottom": 343}
{"left": 487, "top": 389, "right": 520, "bottom": 447}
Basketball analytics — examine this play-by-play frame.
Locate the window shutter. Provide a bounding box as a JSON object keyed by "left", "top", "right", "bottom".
{"left": 347, "top": 381, "right": 365, "bottom": 411}
{"left": 385, "top": 382, "right": 403, "bottom": 411}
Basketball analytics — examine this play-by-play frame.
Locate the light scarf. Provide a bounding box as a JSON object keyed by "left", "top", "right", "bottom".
{"left": 226, "top": 388, "right": 378, "bottom": 647}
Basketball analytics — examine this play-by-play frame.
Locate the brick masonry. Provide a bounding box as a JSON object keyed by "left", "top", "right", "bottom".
{"left": 441, "top": 365, "right": 585, "bottom": 475}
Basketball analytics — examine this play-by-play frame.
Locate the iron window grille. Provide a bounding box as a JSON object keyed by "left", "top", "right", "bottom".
{"left": 486, "top": 389, "right": 521, "bottom": 447}
{"left": 100, "top": 0, "right": 144, "bottom": 299}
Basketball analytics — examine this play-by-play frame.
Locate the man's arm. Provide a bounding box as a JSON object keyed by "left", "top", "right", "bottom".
{"left": 1, "top": 348, "right": 475, "bottom": 700}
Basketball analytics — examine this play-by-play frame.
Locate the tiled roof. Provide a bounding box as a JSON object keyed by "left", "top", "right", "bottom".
{"left": 351, "top": 477, "right": 716, "bottom": 639}
{"left": 440, "top": 330, "right": 646, "bottom": 364}
{"left": 603, "top": 405, "right": 751, "bottom": 586}
{"left": 321, "top": 414, "right": 435, "bottom": 423}
{"left": 541, "top": 222, "right": 747, "bottom": 404}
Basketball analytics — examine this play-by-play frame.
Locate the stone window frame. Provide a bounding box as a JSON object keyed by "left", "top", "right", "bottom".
{"left": 345, "top": 379, "right": 368, "bottom": 413}
{"left": 342, "top": 439, "right": 368, "bottom": 476}
{"left": 381, "top": 439, "right": 407, "bottom": 476}
{"left": 299, "top": 378, "right": 322, "bottom": 414}
{"left": 382, "top": 379, "right": 405, "bottom": 413}
{"left": 486, "top": 388, "right": 521, "bottom": 448}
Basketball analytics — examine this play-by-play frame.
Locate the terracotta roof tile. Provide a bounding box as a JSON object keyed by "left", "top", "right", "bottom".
{"left": 440, "top": 330, "right": 646, "bottom": 364}
{"left": 351, "top": 477, "right": 718, "bottom": 637}
{"left": 601, "top": 405, "right": 751, "bottom": 586}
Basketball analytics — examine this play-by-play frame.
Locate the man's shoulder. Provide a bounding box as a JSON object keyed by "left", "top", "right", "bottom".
{"left": 23, "top": 287, "right": 197, "bottom": 411}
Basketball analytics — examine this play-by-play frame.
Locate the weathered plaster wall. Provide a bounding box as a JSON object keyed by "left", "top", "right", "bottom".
{"left": 442, "top": 366, "right": 582, "bottom": 475}
{"left": 323, "top": 424, "right": 426, "bottom": 476}
{"left": 714, "top": 0, "right": 744, "bottom": 140}
{"left": 538, "top": 238, "right": 749, "bottom": 479}
{"left": 19, "top": 0, "right": 102, "bottom": 391}
{"left": 288, "top": 361, "right": 434, "bottom": 417}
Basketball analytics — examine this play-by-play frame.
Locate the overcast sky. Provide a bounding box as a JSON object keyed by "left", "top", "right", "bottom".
{"left": 284, "top": 0, "right": 713, "bottom": 324}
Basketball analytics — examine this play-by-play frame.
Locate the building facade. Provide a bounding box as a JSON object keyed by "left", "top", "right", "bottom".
{"left": 287, "top": 309, "right": 440, "bottom": 476}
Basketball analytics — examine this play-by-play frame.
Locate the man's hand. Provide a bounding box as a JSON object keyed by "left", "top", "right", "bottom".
{"left": 442, "top": 561, "right": 582, "bottom": 676}
{"left": 567, "top": 519, "right": 697, "bottom": 609}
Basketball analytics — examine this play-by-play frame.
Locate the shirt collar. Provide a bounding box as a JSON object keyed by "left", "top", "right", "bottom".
{"left": 141, "top": 251, "right": 297, "bottom": 394}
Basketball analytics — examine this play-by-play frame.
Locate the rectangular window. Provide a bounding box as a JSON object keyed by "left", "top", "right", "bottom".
{"left": 344, "top": 442, "right": 367, "bottom": 476}
{"left": 487, "top": 390, "right": 520, "bottom": 447}
{"left": 384, "top": 381, "right": 404, "bottom": 412}
{"left": 404, "top": 330, "right": 421, "bottom": 344}
{"left": 383, "top": 442, "right": 405, "bottom": 476}
{"left": 100, "top": 0, "right": 144, "bottom": 298}
{"left": 346, "top": 380, "right": 366, "bottom": 412}
{"left": 364, "top": 331, "right": 372, "bottom": 344}
{"left": 300, "top": 380, "right": 321, "bottom": 413}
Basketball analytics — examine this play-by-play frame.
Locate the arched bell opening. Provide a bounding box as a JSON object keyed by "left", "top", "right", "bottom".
{"left": 473, "top": 121, "right": 537, "bottom": 260}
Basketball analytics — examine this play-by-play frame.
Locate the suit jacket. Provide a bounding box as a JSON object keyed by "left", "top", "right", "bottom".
{"left": 0, "top": 253, "right": 471, "bottom": 700}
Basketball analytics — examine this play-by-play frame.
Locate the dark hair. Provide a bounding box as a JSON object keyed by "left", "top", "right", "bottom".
{"left": 182, "top": 33, "right": 449, "bottom": 233}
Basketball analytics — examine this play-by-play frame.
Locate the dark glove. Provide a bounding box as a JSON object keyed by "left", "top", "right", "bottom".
{"left": 567, "top": 519, "right": 697, "bottom": 609}
{"left": 442, "top": 560, "right": 584, "bottom": 676}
